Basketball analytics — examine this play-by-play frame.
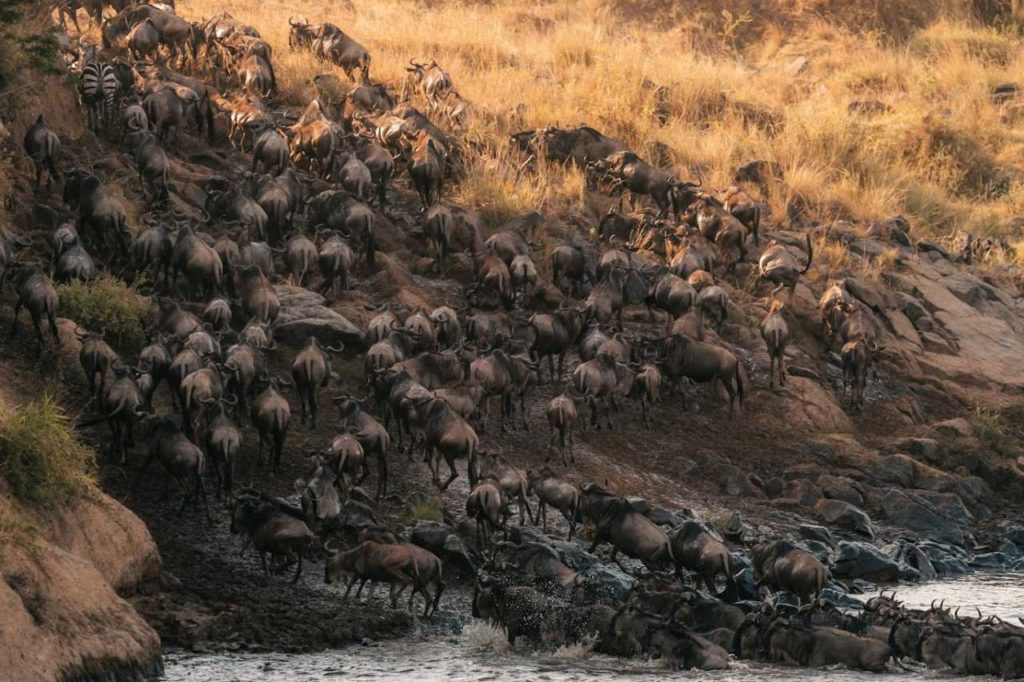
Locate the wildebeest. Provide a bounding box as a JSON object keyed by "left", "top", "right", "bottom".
{"left": 761, "top": 300, "right": 789, "bottom": 390}
{"left": 402, "top": 129, "right": 445, "bottom": 209}
{"left": 251, "top": 376, "right": 291, "bottom": 471}
{"left": 753, "top": 540, "right": 829, "bottom": 604}
{"left": 545, "top": 391, "right": 578, "bottom": 465}
{"left": 290, "top": 336, "right": 344, "bottom": 426}
{"left": 526, "top": 467, "right": 579, "bottom": 539}
{"left": 324, "top": 540, "right": 444, "bottom": 616}
{"left": 9, "top": 264, "right": 60, "bottom": 355}
{"left": 653, "top": 334, "right": 743, "bottom": 418}
{"left": 63, "top": 169, "right": 130, "bottom": 256}
{"left": 23, "top": 114, "right": 61, "bottom": 192}
{"left": 670, "top": 521, "right": 736, "bottom": 598}
{"left": 404, "top": 59, "right": 453, "bottom": 113}
{"left": 231, "top": 492, "right": 315, "bottom": 583}
{"left": 579, "top": 484, "right": 673, "bottom": 571}
{"left": 130, "top": 415, "right": 209, "bottom": 518}
{"left": 759, "top": 233, "right": 813, "bottom": 297}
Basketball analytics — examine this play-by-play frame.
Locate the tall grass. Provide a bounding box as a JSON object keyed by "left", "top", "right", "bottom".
{"left": 177, "top": 0, "right": 1024, "bottom": 238}
{"left": 0, "top": 396, "right": 97, "bottom": 505}
{"left": 58, "top": 275, "right": 149, "bottom": 355}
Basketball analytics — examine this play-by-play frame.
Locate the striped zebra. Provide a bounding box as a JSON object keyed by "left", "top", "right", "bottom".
{"left": 80, "top": 60, "right": 119, "bottom": 131}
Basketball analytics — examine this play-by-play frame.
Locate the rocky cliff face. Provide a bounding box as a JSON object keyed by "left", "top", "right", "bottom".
{"left": 0, "top": 491, "right": 162, "bottom": 682}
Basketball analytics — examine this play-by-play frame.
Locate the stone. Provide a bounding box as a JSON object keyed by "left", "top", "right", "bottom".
{"left": 763, "top": 477, "right": 785, "bottom": 497}
{"left": 723, "top": 512, "right": 746, "bottom": 541}
{"left": 832, "top": 542, "right": 901, "bottom": 582}
{"left": 411, "top": 521, "right": 477, "bottom": 576}
{"left": 574, "top": 562, "right": 635, "bottom": 602}
{"left": 783, "top": 479, "right": 823, "bottom": 507}
{"left": 813, "top": 499, "right": 875, "bottom": 539}
{"left": 873, "top": 489, "right": 969, "bottom": 546}
{"left": 898, "top": 438, "right": 942, "bottom": 462}
{"left": 933, "top": 418, "right": 973, "bottom": 438}
{"left": 646, "top": 506, "right": 679, "bottom": 527}
{"left": 1007, "top": 527, "right": 1024, "bottom": 548}
{"left": 999, "top": 540, "right": 1021, "bottom": 557}
{"left": 970, "top": 552, "right": 1008, "bottom": 569}
{"left": 818, "top": 475, "right": 864, "bottom": 507}
{"left": 274, "top": 286, "right": 366, "bottom": 350}
{"left": 733, "top": 567, "right": 759, "bottom": 601}
{"left": 894, "top": 543, "right": 937, "bottom": 581}
{"left": 919, "top": 542, "right": 971, "bottom": 576}
{"left": 797, "top": 524, "right": 836, "bottom": 548}
{"left": 821, "top": 586, "right": 863, "bottom": 610}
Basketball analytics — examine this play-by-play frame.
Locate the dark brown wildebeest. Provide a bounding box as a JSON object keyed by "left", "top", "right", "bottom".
{"left": 23, "top": 114, "right": 61, "bottom": 192}
{"left": 526, "top": 467, "right": 578, "bottom": 539}
{"left": 291, "top": 336, "right": 344, "bottom": 426}
{"left": 753, "top": 540, "right": 829, "bottom": 604}
{"left": 761, "top": 299, "right": 790, "bottom": 390}
{"left": 325, "top": 540, "right": 444, "bottom": 616}
{"left": 578, "top": 483, "right": 673, "bottom": 571}
{"left": 670, "top": 521, "right": 736, "bottom": 598}
{"left": 231, "top": 492, "right": 315, "bottom": 583}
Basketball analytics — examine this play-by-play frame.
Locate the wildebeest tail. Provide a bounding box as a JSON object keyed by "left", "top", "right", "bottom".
{"left": 752, "top": 204, "right": 761, "bottom": 245}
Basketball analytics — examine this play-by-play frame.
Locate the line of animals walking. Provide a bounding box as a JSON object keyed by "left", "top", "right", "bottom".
{"left": 8, "top": 0, "right": 1014, "bottom": 676}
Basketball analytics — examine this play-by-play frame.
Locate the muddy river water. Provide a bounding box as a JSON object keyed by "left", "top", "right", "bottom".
{"left": 161, "top": 572, "right": 1023, "bottom": 681}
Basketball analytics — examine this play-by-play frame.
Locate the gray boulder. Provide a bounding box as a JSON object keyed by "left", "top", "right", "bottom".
{"left": 797, "top": 524, "right": 836, "bottom": 548}
{"left": 411, "top": 521, "right": 477, "bottom": 576}
{"left": 894, "top": 542, "right": 937, "bottom": 581}
{"left": 814, "top": 499, "right": 875, "bottom": 539}
{"left": 970, "top": 552, "right": 1008, "bottom": 569}
{"left": 574, "top": 562, "right": 635, "bottom": 602}
{"left": 875, "top": 489, "right": 968, "bottom": 546}
{"left": 274, "top": 287, "right": 366, "bottom": 350}
{"left": 831, "top": 541, "right": 901, "bottom": 582}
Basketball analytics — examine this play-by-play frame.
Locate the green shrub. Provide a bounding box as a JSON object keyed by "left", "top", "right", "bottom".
{"left": 405, "top": 493, "right": 443, "bottom": 523}
{"left": 0, "top": 397, "right": 96, "bottom": 505}
{"left": 58, "top": 276, "right": 149, "bottom": 355}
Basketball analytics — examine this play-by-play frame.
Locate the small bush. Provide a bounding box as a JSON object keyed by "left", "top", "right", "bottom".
{"left": 0, "top": 397, "right": 96, "bottom": 505}
{"left": 58, "top": 276, "right": 149, "bottom": 355}
{"left": 405, "top": 493, "right": 443, "bottom": 522}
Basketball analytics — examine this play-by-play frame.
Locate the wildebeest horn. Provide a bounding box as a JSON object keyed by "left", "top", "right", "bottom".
{"left": 324, "top": 539, "right": 340, "bottom": 554}
{"left": 221, "top": 394, "right": 238, "bottom": 406}
{"left": 325, "top": 343, "right": 345, "bottom": 353}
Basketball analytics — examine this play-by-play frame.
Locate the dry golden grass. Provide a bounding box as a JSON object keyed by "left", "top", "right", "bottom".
{"left": 176, "top": 0, "right": 1024, "bottom": 236}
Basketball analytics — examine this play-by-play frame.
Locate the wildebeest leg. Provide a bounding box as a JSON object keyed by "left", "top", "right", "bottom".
{"left": 440, "top": 456, "right": 458, "bottom": 491}
{"left": 342, "top": 575, "right": 358, "bottom": 601}
{"left": 538, "top": 501, "right": 547, "bottom": 532}
{"left": 259, "top": 551, "right": 270, "bottom": 584}
{"left": 31, "top": 313, "right": 45, "bottom": 356}
{"left": 9, "top": 298, "right": 21, "bottom": 338}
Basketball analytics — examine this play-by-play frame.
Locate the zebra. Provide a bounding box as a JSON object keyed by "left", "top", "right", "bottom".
{"left": 80, "top": 60, "right": 119, "bottom": 131}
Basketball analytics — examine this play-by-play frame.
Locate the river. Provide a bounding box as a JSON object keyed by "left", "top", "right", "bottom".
{"left": 160, "top": 572, "right": 1023, "bottom": 681}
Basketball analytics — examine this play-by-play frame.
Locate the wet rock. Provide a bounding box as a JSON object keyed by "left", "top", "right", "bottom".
{"left": 873, "top": 489, "right": 968, "bottom": 546}
{"left": 850, "top": 579, "right": 878, "bottom": 594}
{"left": 970, "top": 552, "right": 1008, "bottom": 569}
{"left": 832, "top": 542, "right": 901, "bottom": 582}
{"left": 574, "top": 562, "right": 635, "bottom": 602}
{"left": 797, "top": 524, "right": 836, "bottom": 548}
{"left": 804, "top": 540, "right": 832, "bottom": 562}
{"left": 813, "top": 499, "right": 875, "bottom": 539}
{"left": 733, "top": 567, "right": 758, "bottom": 601}
{"left": 1007, "top": 527, "right": 1024, "bottom": 548}
{"left": 410, "top": 521, "right": 477, "bottom": 576}
{"left": 919, "top": 541, "right": 971, "bottom": 576}
{"left": 999, "top": 540, "right": 1020, "bottom": 557}
{"left": 723, "top": 512, "right": 746, "bottom": 542}
{"left": 274, "top": 287, "right": 366, "bottom": 350}
{"left": 894, "top": 543, "right": 937, "bottom": 581}
{"left": 821, "top": 586, "right": 863, "bottom": 609}
{"left": 626, "top": 497, "right": 650, "bottom": 515}
{"left": 933, "top": 418, "right": 973, "bottom": 438}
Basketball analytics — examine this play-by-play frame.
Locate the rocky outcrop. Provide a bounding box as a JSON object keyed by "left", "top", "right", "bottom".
{"left": 274, "top": 287, "right": 366, "bottom": 350}
{"left": 0, "top": 492, "right": 162, "bottom": 682}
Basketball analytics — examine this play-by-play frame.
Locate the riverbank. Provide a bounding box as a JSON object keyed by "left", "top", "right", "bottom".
{"left": 157, "top": 573, "right": 1024, "bottom": 681}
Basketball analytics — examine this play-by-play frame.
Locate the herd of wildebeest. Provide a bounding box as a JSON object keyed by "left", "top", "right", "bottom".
{"left": 5, "top": 0, "right": 1022, "bottom": 676}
